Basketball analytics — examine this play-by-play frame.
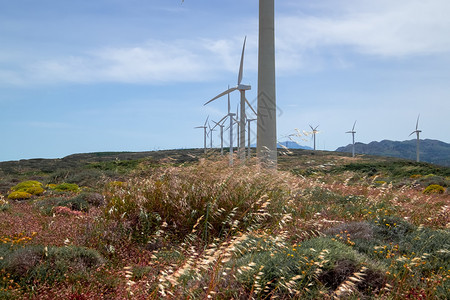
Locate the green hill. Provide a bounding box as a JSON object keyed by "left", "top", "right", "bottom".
{"left": 336, "top": 139, "right": 450, "bottom": 166}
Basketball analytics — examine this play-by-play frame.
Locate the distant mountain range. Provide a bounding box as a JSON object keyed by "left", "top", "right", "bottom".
{"left": 249, "top": 141, "right": 313, "bottom": 150}
{"left": 278, "top": 141, "right": 313, "bottom": 150}
{"left": 336, "top": 139, "right": 450, "bottom": 167}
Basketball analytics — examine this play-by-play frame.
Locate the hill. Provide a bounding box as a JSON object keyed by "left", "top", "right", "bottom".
{"left": 0, "top": 149, "right": 449, "bottom": 299}
{"left": 336, "top": 139, "right": 450, "bottom": 166}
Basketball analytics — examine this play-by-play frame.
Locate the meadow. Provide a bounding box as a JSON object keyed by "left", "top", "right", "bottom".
{"left": 0, "top": 149, "right": 449, "bottom": 299}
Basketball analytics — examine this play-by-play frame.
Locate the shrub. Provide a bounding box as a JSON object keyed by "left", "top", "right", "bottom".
{"left": 2, "top": 245, "right": 104, "bottom": 284}
{"left": 50, "top": 183, "right": 80, "bottom": 193}
{"left": 7, "top": 191, "right": 32, "bottom": 200}
{"left": 35, "top": 197, "right": 65, "bottom": 215}
{"left": 104, "top": 160, "right": 293, "bottom": 244}
{"left": 423, "top": 184, "right": 445, "bottom": 194}
{"left": 36, "top": 195, "right": 89, "bottom": 214}
{"left": 10, "top": 180, "right": 42, "bottom": 192}
{"left": 56, "top": 196, "right": 89, "bottom": 212}
{"left": 76, "top": 192, "right": 105, "bottom": 207}
{"left": 232, "top": 236, "right": 386, "bottom": 298}
{"left": 24, "top": 186, "right": 45, "bottom": 196}
{"left": 9, "top": 180, "right": 44, "bottom": 196}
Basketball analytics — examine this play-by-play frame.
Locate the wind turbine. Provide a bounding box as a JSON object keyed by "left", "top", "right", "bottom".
{"left": 247, "top": 118, "right": 257, "bottom": 158}
{"left": 208, "top": 90, "right": 236, "bottom": 165}
{"left": 204, "top": 36, "right": 256, "bottom": 161}
{"left": 212, "top": 119, "right": 225, "bottom": 155}
{"left": 194, "top": 116, "right": 209, "bottom": 154}
{"left": 208, "top": 121, "right": 216, "bottom": 149}
{"left": 309, "top": 125, "right": 319, "bottom": 151}
{"left": 346, "top": 121, "right": 357, "bottom": 158}
{"left": 409, "top": 115, "right": 422, "bottom": 162}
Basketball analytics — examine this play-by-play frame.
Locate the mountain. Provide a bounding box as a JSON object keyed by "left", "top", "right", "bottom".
{"left": 336, "top": 139, "right": 450, "bottom": 166}
{"left": 278, "top": 141, "right": 313, "bottom": 150}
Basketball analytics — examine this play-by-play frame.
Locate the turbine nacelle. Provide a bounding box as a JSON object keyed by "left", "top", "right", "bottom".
{"left": 237, "top": 84, "right": 251, "bottom": 91}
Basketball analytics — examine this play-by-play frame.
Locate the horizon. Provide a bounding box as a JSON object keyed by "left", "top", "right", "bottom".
{"left": 1, "top": 0, "right": 450, "bottom": 162}
{"left": 1, "top": 137, "right": 447, "bottom": 163}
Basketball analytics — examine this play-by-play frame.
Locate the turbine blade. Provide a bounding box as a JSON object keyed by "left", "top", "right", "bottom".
{"left": 309, "top": 125, "right": 314, "bottom": 131}
{"left": 217, "top": 115, "right": 227, "bottom": 125}
{"left": 204, "top": 115, "right": 209, "bottom": 127}
{"left": 416, "top": 114, "right": 420, "bottom": 130}
{"left": 238, "top": 36, "right": 247, "bottom": 85}
{"left": 244, "top": 96, "right": 257, "bottom": 116}
{"left": 352, "top": 120, "right": 357, "bottom": 131}
{"left": 204, "top": 87, "right": 237, "bottom": 105}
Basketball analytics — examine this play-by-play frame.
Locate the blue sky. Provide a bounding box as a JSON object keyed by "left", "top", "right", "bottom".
{"left": 1, "top": 0, "right": 449, "bottom": 161}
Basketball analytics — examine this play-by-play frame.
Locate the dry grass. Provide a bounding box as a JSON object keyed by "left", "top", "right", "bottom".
{"left": 0, "top": 155, "right": 449, "bottom": 299}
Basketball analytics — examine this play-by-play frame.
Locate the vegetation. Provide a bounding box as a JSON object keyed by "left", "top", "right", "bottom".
{"left": 0, "top": 149, "right": 448, "bottom": 298}
{"left": 423, "top": 184, "right": 446, "bottom": 194}
{"left": 7, "top": 191, "right": 33, "bottom": 201}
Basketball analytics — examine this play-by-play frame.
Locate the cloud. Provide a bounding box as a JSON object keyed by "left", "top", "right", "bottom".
{"left": 1, "top": 37, "right": 253, "bottom": 86}
{"left": 278, "top": 0, "right": 450, "bottom": 58}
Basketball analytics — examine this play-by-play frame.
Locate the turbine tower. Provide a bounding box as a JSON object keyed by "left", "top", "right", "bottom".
{"left": 194, "top": 116, "right": 209, "bottom": 154}
{"left": 257, "top": 0, "right": 277, "bottom": 167}
{"left": 247, "top": 118, "right": 257, "bottom": 158}
{"left": 346, "top": 121, "right": 357, "bottom": 158}
{"left": 309, "top": 125, "right": 319, "bottom": 151}
{"left": 409, "top": 115, "right": 422, "bottom": 162}
{"left": 204, "top": 37, "right": 256, "bottom": 161}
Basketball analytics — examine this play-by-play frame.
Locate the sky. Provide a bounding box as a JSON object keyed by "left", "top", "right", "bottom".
{"left": 1, "top": 0, "right": 450, "bottom": 162}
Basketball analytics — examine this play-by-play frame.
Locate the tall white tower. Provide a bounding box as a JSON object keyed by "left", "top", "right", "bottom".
{"left": 257, "top": 0, "right": 277, "bottom": 167}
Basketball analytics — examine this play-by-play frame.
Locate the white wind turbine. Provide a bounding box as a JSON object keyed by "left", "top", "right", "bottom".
{"left": 247, "top": 118, "right": 257, "bottom": 158}
{"left": 208, "top": 91, "right": 236, "bottom": 164}
{"left": 208, "top": 121, "right": 216, "bottom": 149}
{"left": 409, "top": 115, "right": 422, "bottom": 162}
{"left": 309, "top": 125, "right": 319, "bottom": 151}
{"left": 195, "top": 116, "right": 209, "bottom": 154}
{"left": 204, "top": 36, "right": 257, "bottom": 160}
{"left": 346, "top": 121, "right": 357, "bottom": 157}
{"left": 212, "top": 119, "right": 225, "bottom": 155}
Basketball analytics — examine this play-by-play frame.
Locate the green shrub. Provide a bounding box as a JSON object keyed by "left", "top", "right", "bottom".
{"left": 50, "top": 183, "right": 80, "bottom": 193}
{"left": 2, "top": 245, "right": 104, "bottom": 284}
{"left": 11, "top": 180, "right": 42, "bottom": 192}
{"left": 36, "top": 195, "right": 90, "bottom": 214}
{"left": 7, "top": 191, "right": 32, "bottom": 200}
{"left": 232, "top": 236, "right": 386, "bottom": 298}
{"left": 423, "top": 184, "right": 445, "bottom": 194}
{"left": 9, "top": 180, "right": 44, "bottom": 196}
{"left": 24, "top": 186, "right": 45, "bottom": 196}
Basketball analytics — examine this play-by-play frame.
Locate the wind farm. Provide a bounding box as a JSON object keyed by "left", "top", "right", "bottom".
{"left": 1, "top": 1, "right": 449, "bottom": 299}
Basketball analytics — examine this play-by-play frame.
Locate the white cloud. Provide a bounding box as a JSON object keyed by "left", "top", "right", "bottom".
{"left": 278, "top": 0, "right": 450, "bottom": 58}
{"left": 1, "top": 38, "right": 253, "bottom": 86}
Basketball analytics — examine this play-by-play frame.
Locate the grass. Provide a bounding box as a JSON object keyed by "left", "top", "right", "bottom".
{"left": 0, "top": 150, "right": 448, "bottom": 298}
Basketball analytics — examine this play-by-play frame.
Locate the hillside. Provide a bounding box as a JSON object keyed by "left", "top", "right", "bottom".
{"left": 336, "top": 139, "right": 450, "bottom": 166}
{"left": 0, "top": 149, "right": 449, "bottom": 299}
